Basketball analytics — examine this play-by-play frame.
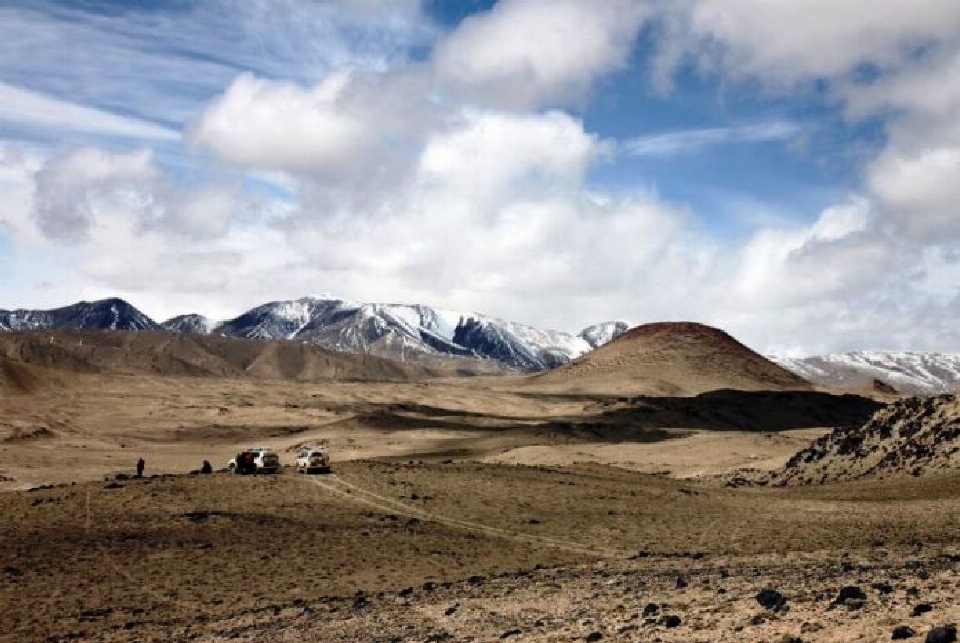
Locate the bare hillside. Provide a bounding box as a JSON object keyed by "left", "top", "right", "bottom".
{"left": 0, "top": 330, "right": 439, "bottom": 383}
{"left": 531, "top": 322, "right": 811, "bottom": 395}
{"left": 0, "top": 355, "right": 59, "bottom": 394}
{"left": 766, "top": 394, "right": 960, "bottom": 485}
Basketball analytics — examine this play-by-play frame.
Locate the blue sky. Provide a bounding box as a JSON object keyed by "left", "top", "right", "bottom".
{"left": 1, "top": 0, "right": 960, "bottom": 354}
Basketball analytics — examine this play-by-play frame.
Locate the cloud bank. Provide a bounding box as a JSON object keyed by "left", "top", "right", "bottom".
{"left": 3, "top": 0, "right": 960, "bottom": 355}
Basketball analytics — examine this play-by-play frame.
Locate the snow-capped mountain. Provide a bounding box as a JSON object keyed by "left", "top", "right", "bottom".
{"left": 160, "top": 314, "right": 219, "bottom": 335}
{"left": 207, "top": 296, "right": 593, "bottom": 371}
{"left": 0, "top": 295, "right": 619, "bottom": 371}
{"left": 579, "top": 321, "right": 631, "bottom": 348}
{"left": 0, "top": 298, "right": 158, "bottom": 332}
{"left": 772, "top": 352, "right": 960, "bottom": 395}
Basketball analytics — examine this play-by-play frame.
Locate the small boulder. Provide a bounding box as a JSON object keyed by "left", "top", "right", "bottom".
{"left": 662, "top": 615, "right": 682, "bottom": 628}
{"left": 834, "top": 586, "right": 867, "bottom": 608}
{"left": 757, "top": 588, "right": 788, "bottom": 612}
{"left": 925, "top": 626, "right": 958, "bottom": 643}
{"left": 585, "top": 632, "right": 603, "bottom": 642}
{"left": 912, "top": 604, "right": 934, "bottom": 617}
{"left": 892, "top": 626, "right": 916, "bottom": 640}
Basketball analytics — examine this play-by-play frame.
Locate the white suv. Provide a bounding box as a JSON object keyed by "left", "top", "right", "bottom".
{"left": 228, "top": 447, "right": 281, "bottom": 474}
{"left": 296, "top": 447, "right": 330, "bottom": 474}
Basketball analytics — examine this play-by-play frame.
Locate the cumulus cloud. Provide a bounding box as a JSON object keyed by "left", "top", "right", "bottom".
{"left": 434, "top": 0, "right": 648, "bottom": 108}
{"left": 656, "top": 0, "right": 960, "bottom": 87}
{"left": 32, "top": 147, "right": 158, "bottom": 242}
{"left": 7, "top": 0, "right": 960, "bottom": 354}
{"left": 191, "top": 72, "right": 373, "bottom": 175}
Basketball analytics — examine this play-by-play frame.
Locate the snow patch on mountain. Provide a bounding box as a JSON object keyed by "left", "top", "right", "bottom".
{"left": 161, "top": 314, "right": 219, "bottom": 335}
{"left": 579, "top": 321, "right": 631, "bottom": 348}
{"left": 772, "top": 351, "right": 960, "bottom": 396}
{"left": 0, "top": 298, "right": 158, "bottom": 332}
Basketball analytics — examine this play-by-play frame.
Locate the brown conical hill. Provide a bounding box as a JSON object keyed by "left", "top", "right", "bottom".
{"left": 529, "top": 321, "right": 811, "bottom": 396}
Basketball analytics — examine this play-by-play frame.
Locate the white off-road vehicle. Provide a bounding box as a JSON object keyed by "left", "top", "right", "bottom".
{"left": 295, "top": 446, "right": 330, "bottom": 474}
{"left": 228, "top": 446, "right": 281, "bottom": 474}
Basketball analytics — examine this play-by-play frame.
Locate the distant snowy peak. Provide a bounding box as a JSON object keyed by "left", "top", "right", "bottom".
{"left": 579, "top": 321, "right": 631, "bottom": 348}
{"left": 772, "top": 351, "right": 960, "bottom": 395}
{"left": 0, "top": 298, "right": 158, "bottom": 332}
{"left": 212, "top": 297, "right": 594, "bottom": 371}
{"left": 161, "top": 314, "right": 218, "bottom": 335}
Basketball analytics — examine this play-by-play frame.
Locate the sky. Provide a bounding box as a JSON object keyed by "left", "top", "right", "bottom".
{"left": 1, "top": 0, "right": 960, "bottom": 356}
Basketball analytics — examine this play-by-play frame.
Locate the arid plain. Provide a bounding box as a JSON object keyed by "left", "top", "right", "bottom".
{"left": 2, "top": 327, "right": 959, "bottom": 643}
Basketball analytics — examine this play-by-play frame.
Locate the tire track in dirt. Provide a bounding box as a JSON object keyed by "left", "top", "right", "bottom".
{"left": 303, "top": 473, "right": 628, "bottom": 558}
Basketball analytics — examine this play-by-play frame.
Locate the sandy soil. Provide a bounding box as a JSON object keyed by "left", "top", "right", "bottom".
{"left": 3, "top": 370, "right": 958, "bottom": 643}
{"left": 483, "top": 429, "right": 828, "bottom": 477}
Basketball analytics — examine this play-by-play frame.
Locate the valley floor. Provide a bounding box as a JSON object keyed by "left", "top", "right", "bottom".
{"left": 1, "top": 373, "right": 957, "bottom": 642}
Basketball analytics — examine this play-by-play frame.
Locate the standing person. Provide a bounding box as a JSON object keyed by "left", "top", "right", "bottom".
{"left": 136, "top": 457, "right": 145, "bottom": 478}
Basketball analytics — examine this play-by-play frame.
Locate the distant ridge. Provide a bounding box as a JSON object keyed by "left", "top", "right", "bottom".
{"left": 0, "top": 330, "right": 442, "bottom": 383}
{"left": 772, "top": 351, "right": 960, "bottom": 396}
{"left": 531, "top": 321, "right": 811, "bottom": 395}
{"left": 2, "top": 297, "right": 619, "bottom": 372}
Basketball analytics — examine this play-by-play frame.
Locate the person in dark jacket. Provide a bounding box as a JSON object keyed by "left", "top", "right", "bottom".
{"left": 136, "top": 457, "right": 145, "bottom": 478}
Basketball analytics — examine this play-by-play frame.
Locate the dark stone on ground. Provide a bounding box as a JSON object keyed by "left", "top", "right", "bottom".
{"left": 926, "top": 626, "right": 958, "bottom": 643}
{"left": 912, "top": 604, "right": 933, "bottom": 617}
{"left": 757, "top": 588, "right": 788, "bottom": 612}
{"left": 662, "top": 615, "right": 682, "bottom": 628}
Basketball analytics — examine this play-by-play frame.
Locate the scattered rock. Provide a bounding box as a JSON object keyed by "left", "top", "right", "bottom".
{"left": 500, "top": 629, "right": 521, "bottom": 639}
{"left": 444, "top": 603, "right": 459, "bottom": 616}
{"left": 834, "top": 585, "right": 867, "bottom": 607}
{"left": 893, "top": 626, "right": 917, "bottom": 640}
{"left": 913, "top": 604, "right": 934, "bottom": 617}
{"left": 874, "top": 582, "right": 895, "bottom": 595}
{"left": 398, "top": 587, "right": 414, "bottom": 598}
{"left": 675, "top": 575, "right": 689, "bottom": 589}
{"left": 757, "top": 588, "right": 788, "bottom": 612}
{"left": 642, "top": 603, "right": 659, "bottom": 617}
{"left": 662, "top": 615, "right": 682, "bottom": 628}
{"left": 926, "top": 626, "right": 958, "bottom": 643}
{"left": 585, "top": 632, "right": 603, "bottom": 642}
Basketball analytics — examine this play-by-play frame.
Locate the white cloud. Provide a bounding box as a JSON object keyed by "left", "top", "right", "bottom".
{"left": 0, "top": 81, "right": 179, "bottom": 142}
{"left": 658, "top": 0, "right": 960, "bottom": 86}
{"left": 732, "top": 199, "right": 893, "bottom": 309}
{"left": 417, "top": 110, "right": 609, "bottom": 201}
{"left": 32, "top": 147, "right": 159, "bottom": 242}
{"left": 190, "top": 72, "right": 372, "bottom": 175}
{"left": 7, "top": 0, "right": 960, "bottom": 355}
{"left": 434, "top": 0, "right": 648, "bottom": 108}
{"left": 622, "top": 121, "right": 800, "bottom": 157}
{"left": 869, "top": 146, "right": 960, "bottom": 242}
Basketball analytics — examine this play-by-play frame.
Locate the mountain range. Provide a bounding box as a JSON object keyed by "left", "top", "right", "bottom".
{"left": 0, "top": 297, "right": 629, "bottom": 373}
{"left": 3, "top": 297, "right": 960, "bottom": 394}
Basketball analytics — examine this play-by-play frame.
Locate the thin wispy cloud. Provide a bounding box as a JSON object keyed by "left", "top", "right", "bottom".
{"left": 0, "top": 81, "right": 179, "bottom": 142}
{"left": 621, "top": 121, "right": 802, "bottom": 157}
